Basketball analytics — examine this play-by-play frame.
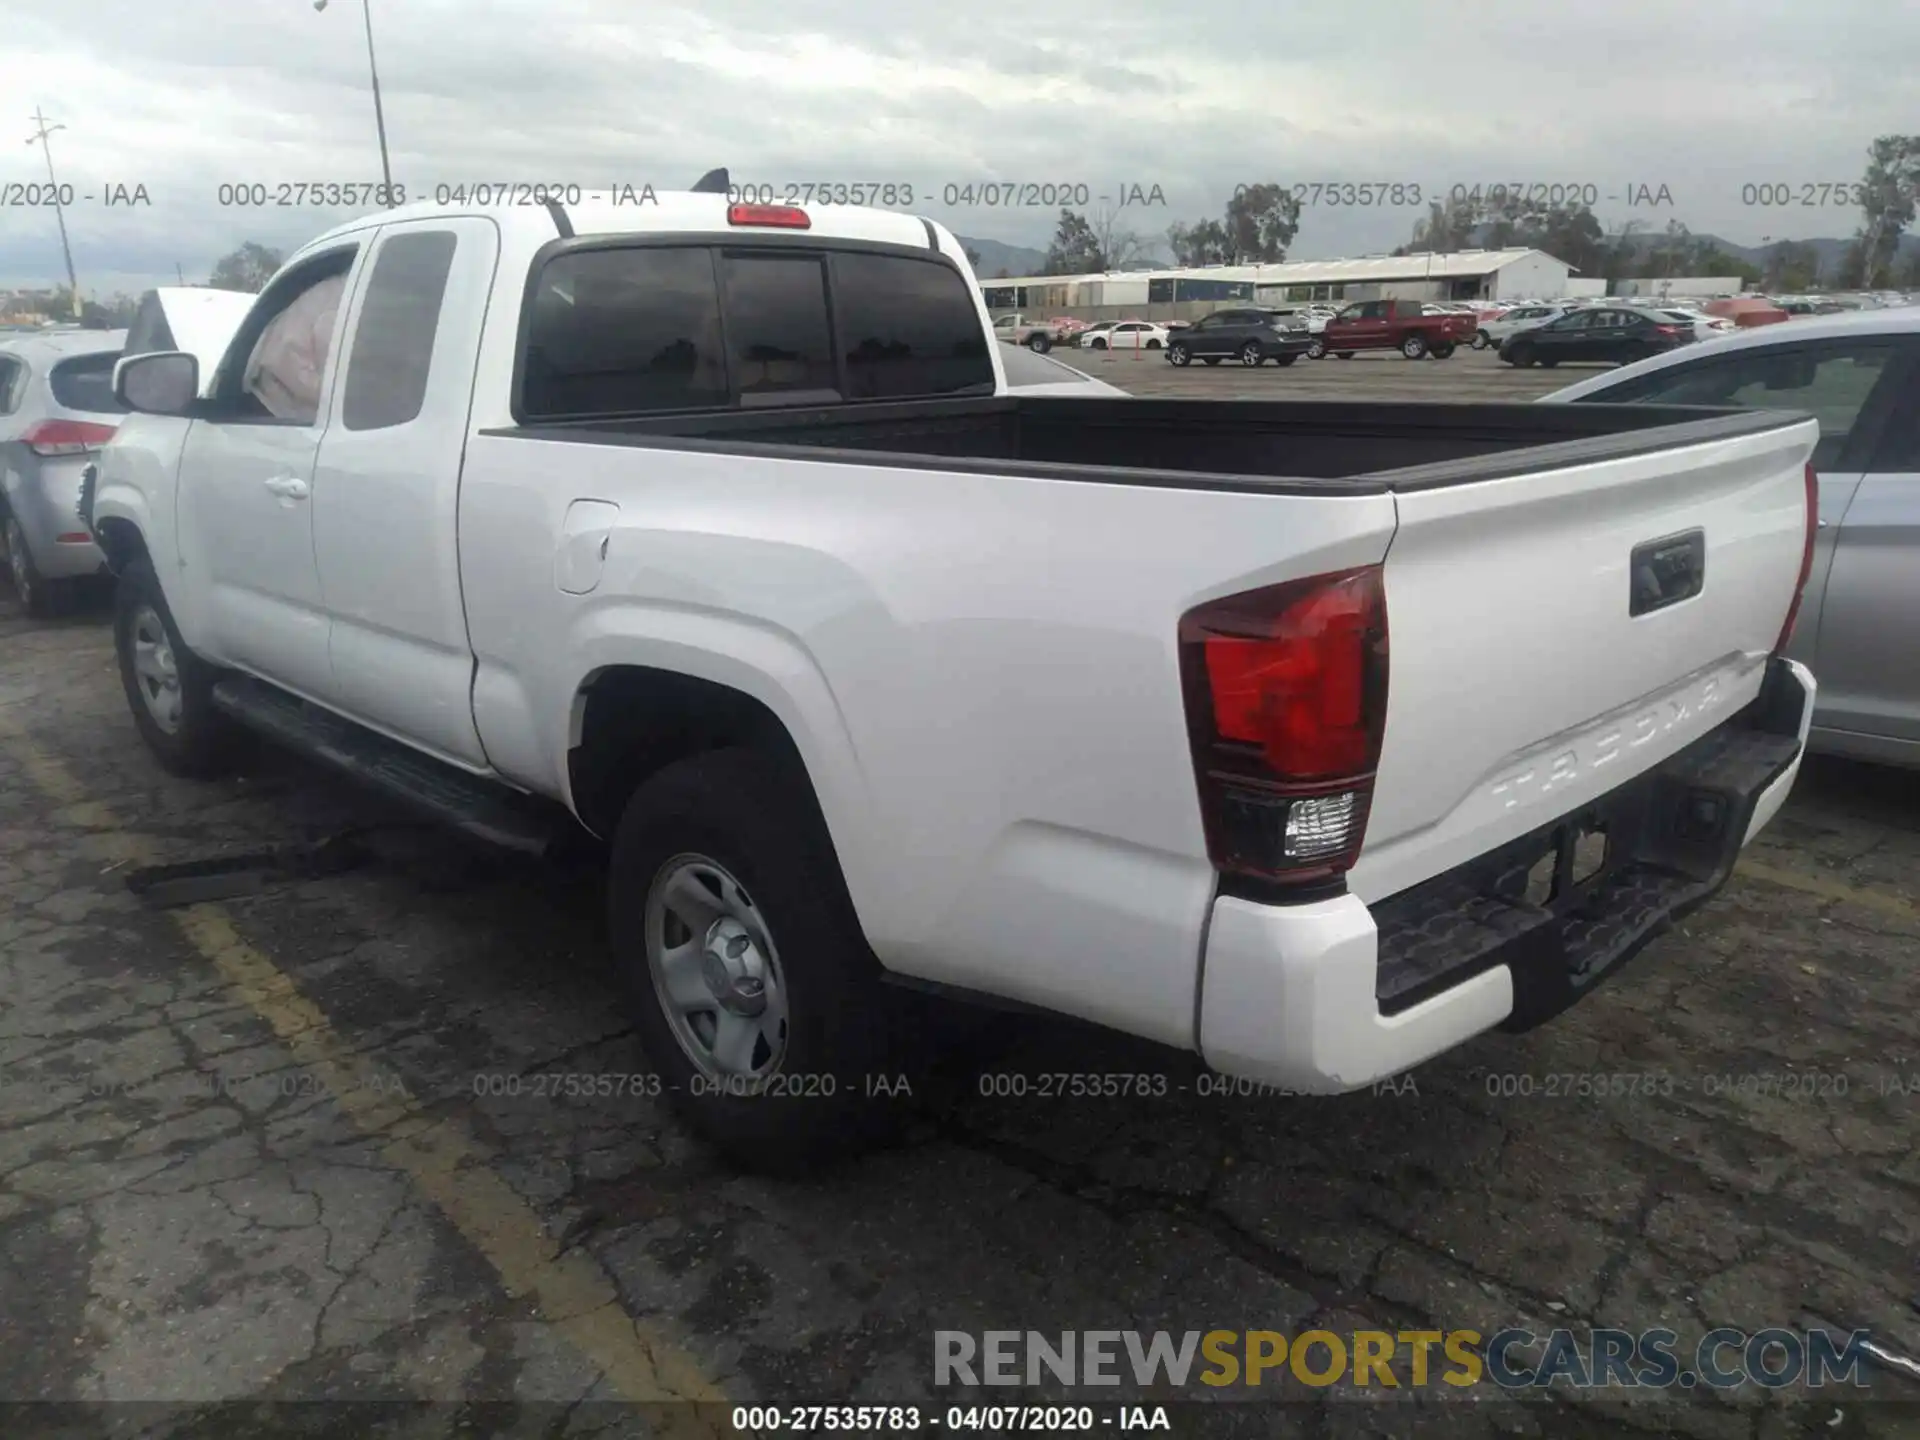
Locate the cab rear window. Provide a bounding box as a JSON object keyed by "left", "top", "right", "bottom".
{"left": 519, "top": 243, "right": 992, "bottom": 420}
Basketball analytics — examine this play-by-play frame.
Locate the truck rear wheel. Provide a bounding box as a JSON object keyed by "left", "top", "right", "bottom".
{"left": 1026, "top": 333, "right": 1052, "bottom": 353}
{"left": 1431, "top": 342, "right": 1456, "bottom": 359}
{"left": 113, "top": 557, "right": 242, "bottom": 778}
{"left": 607, "top": 748, "right": 919, "bottom": 1172}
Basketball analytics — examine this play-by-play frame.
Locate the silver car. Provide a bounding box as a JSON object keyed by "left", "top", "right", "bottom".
{"left": 1542, "top": 308, "right": 1920, "bottom": 768}
{"left": 0, "top": 329, "right": 129, "bottom": 614}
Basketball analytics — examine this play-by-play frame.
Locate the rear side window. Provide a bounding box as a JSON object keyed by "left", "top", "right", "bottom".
{"left": 830, "top": 252, "right": 993, "bottom": 400}
{"left": 0, "top": 357, "right": 22, "bottom": 414}
{"left": 720, "top": 253, "right": 839, "bottom": 406}
{"left": 1576, "top": 340, "right": 1903, "bottom": 469}
{"left": 342, "top": 230, "right": 458, "bottom": 431}
{"left": 50, "top": 352, "right": 128, "bottom": 414}
{"left": 523, "top": 247, "right": 727, "bottom": 418}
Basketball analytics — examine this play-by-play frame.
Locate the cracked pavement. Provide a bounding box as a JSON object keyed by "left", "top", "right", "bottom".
{"left": 2, "top": 594, "right": 1918, "bottom": 1439}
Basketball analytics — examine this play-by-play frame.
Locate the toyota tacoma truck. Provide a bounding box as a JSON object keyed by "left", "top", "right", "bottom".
{"left": 87, "top": 190, "right": 1820, "bottom": 1169}
{"left": 1307, "top": 299, "right": 1479, "bottom": 360}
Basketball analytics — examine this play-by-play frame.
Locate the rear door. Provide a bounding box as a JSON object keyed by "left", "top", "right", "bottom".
{"left": 1355, "top": 411, "right": 1820, "bottom": 903}
{"left": 1536, "top": 310, "right": 1594, "bottom": 359}
{"left": 1804, "top": 348, "right": 1920, "bottom": 749}
{"left": 312, "top": 216, "right": 497, "bottom": 767}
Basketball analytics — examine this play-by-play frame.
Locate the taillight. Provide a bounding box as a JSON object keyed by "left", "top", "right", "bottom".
{"left": 1774, "top": 461, "right": 1819, "bottom": 654}
{"left": 1653, "top": 324, "right": 1685, "bottom": 337}
{"left": 1179, "top": 566, "right": 1389, "bottom": 889}
{"left": 22, "top": 419, "right": 117, "bottom": 456}
{"left": 727, "top": 202, "right": 811, "bottom": 229}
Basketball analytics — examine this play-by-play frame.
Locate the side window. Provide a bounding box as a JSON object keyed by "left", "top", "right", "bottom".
{"left": 341, "top": 230, "right": 458, "bottom": 431}
{"left": 521, "top": 246, "right": 727, "bottom": 419}
{"left": 1556, "top": 311, "right": 1594, "bottom": 329}
{"left": 1578, "top": 341, "right": 1904, "bottom": 470}
{"left": 0, "top": 358, "right": 21, "bottom": 415}
{"left": 719, "top": 253, "right": 838, "bottom": 406}
{"left": 829, "top": 252, "right": 993, "bottom": 400}
{"left": 217, "top": 252, "right": 358, "bottom": 424}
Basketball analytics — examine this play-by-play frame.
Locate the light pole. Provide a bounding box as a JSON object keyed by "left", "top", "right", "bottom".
{"left": 25, "top": 108, "right": 82, "bottom": 321}
{"left": 314, "top": 0, "right": 395, "bottom": 206}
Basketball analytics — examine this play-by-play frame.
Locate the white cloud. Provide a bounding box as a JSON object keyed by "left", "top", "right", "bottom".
{"left": 1, "top": 0, "right": 1915, "bottom": 293}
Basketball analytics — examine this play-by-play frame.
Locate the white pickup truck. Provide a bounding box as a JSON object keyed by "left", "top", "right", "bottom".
{"left": 86, "top": 189, "right": 1820, "bottom": 1169}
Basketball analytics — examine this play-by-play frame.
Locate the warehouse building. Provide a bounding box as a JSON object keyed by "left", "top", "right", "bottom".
{"left": 979, "top": 248, "right": 1576, "bottom": 319}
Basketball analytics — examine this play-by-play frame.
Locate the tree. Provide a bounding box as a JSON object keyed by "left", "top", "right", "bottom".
{"left": 1042, "top": 209, "right": 1105, "bottom": 274}
{"left": 964, "top": 245, "right": 981, "bottom": 269}
{"left": 1763, "top": 240, "right": 1820, "bottom": 292}
{"left": 1221, "top": 183, "right": 1301, "bottom": 263}
{"left": 1399, "top": 192, "right": 1482, "bottom": 253}
{"left": 1853, "top": 134, "right": 1920, "bottom": 287}
{"left": 1090, "top": 203, "right": 1153, "bottom": 271}
{"left": 208, "top": 241, "right": 284, "bottom": 293}
{"left": 1166, "top": 218, "right": 1231, "bottom": 266}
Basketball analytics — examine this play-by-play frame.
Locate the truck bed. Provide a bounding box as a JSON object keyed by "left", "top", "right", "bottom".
{"left": 487, "top": 396, "right": 1804, "bottom": 494}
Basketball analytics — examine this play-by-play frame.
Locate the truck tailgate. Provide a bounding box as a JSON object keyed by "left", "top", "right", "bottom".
{"left": 1350, "top": 415, "right": 1818, "bottom": 905}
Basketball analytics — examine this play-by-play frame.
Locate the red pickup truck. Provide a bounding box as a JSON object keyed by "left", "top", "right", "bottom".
{"left": 1306, "top": 300, "right": 1477, "bottom": 360}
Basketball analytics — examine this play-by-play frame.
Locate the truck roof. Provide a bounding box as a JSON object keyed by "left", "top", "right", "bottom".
{"left": 289, "top": 191, "right": 958, "bottom": 268}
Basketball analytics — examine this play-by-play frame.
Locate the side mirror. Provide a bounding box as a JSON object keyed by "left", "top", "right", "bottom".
{"left": 113, "top": 351, "right": 200, "bottom": 416}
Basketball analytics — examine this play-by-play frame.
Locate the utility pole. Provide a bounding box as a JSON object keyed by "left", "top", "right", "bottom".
{"left": 314, "top": 0, "right": 396, "bottom": 206}
{"left": 25, "top": 107, "right": 82, "bottom": 321}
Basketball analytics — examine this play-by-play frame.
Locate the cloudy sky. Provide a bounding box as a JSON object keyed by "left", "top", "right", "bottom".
{"left": 3, "top": 0, "right": 1915, "bottom": 295}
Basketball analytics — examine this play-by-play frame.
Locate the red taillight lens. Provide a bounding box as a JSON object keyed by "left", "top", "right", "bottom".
{"left": 727, "top": 203, "right": 811, "bottom": 229}
{"left": 1180, "top": 566, "right": 1389, "bottom": 888}
{"left": 1774, "top": 461, "right": 1819, "bottom": 654}
{"left": 22, "top": 419, "right": 118, "bottom": 456}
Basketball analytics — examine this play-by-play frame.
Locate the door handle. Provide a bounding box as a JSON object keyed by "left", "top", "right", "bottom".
{"left": 264, "top": 475, "right": 310, "bottom": 501}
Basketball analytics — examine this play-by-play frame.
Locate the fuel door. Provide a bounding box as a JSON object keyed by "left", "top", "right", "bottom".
{"left": 556, "top": 499, "right": 620, "bottom": 595}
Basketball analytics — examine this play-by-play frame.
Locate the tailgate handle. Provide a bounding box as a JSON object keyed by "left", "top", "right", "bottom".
{"left": 1630, "top": 528, "right": 1705, "bottom": 617}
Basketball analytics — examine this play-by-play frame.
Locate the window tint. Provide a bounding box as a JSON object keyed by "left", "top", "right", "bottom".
{"left": 1868, "top": 365, "right": 1920, "bottom": 470}
{"left": 50, "top": 352, "right": 128, "bottom": 414}
{"left": 1554, "top": 311, "right": 1594, "bottom": 329}
{"left": 720, "top": 253, "right": 837, "bottom": 406}
{"left": 1579, "top": 341, "right": 1902, "bottom": 469}
{"left": 0, "top": 358, "right": 21, "bottom": 414}
{"left": 242, "top": 271, "right": 351, "bottom": 424}
{"left": 522, "top": 247, "right": 727, "bottom": 418}
{"left": 830, "top": 252, "right": 994, "bottom": 400}
{"left": 342, "top": 230, "right": 458, "bottom": 431}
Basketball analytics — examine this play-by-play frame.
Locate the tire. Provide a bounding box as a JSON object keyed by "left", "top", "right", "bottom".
{"left": 1167, "top": 342, "right": 1191, "bottom": 366}
{"left": 1239, "top": 342, "right": 1264, "bottom": 367}
{"left": 3, "top": 515, "right": 57, "bottom": 619}
{"left": 114, "top": 557, "right": 242, "bottom": 778}
{"left": 1091, "top": 338, "right": 1107, "bottom": 350}
{"left": 607, "top": 748, "right": 921, "bottom": 1172}
{"left": 1472, "top": 330, "right": 1492, "bottom": 350}
{"left": 1431, "top": 342, "right": 1456, "bottom": 359}
{"left": 1306, "top": 338, "right": 1328, "bottom": 359}
{"left": 1273, "top": 354, "right": 1297, "bottom": 367}
{"left": 1026, "top": 332, "right": 1052, "bottom": 353}
{"left": 1401, "top": 333, "right": 1428, "bottom": 359}
{"left": 1145, "top": 339, "right": 1162, "bottom": 351}
{"left": 1506, "top": 347, "right": 1534, "bottom": 368}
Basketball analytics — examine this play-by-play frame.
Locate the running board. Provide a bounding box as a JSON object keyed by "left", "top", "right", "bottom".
{"left": 210, "top": 676, "right": 557, "bottom": 855}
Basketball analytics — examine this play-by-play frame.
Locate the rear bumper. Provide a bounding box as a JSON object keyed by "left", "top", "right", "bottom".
{"left": 2, "top": 455, "right": 106, "bottom": 578}
{"left": 1197, "top": 658, "right": 1815, "bottom": 1092}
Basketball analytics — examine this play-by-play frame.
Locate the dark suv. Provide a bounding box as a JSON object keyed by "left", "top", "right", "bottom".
{"left": 1166, "top": 309, "right": 1315, "bottom": 368}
